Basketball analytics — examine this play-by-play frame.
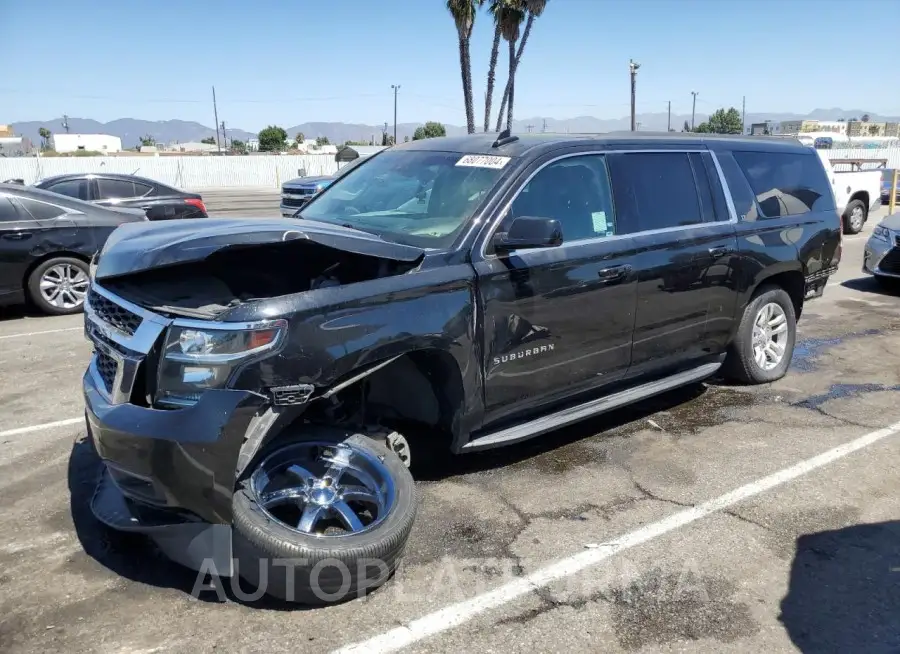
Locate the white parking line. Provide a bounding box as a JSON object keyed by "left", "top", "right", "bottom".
{"left": 0, "top": 417, "right": 82, "bottom": 439}
{"left": 332, "top": 418, "right": 900, "bottom": 654}
{"left": 0, "top": 327, "right": 81, "bottom": 341}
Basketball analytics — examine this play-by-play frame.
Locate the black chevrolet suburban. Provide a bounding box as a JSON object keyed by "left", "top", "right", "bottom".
{"left": 81, "top": 132, "right": 841, "bottom": 602}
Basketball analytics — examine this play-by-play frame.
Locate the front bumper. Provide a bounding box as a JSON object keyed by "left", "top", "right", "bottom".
{"left": 863, "top": 232, "right": 900, "bottom": 278}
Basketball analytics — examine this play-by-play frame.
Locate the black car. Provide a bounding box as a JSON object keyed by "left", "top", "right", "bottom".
{"left": 0, "top": 183, "right": 146, "bottom": 315}
{"left": 82, "top": 132, "right": 841, "bottom": 603}
{"left": 34, "top": 172, "right": 207, "bottom": 220}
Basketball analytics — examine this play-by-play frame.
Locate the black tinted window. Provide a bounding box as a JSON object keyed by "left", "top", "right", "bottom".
{"left": 18, "top": 198, "right": 65, "bottom": 220}
{"left": 608, "top": 152, "right": 702, "bottom": 231}
{"left": 47, "top": 179, "right": 87, "bottom": 200}
{"left": 510, "top": 154, "right": 617, "bottom": 241}
{"left": 732, "top": 151, "right": 834, "bottom": 218}
{"left": 132, "top": 181, "right": 153, "bottom": 196}
{"left": 0, "top": 197, "right": 19, "bottom": 222}
{"left": 717, "top": 152, "right": 761, "bottom": 221}
{"left": 97, "top": 178, "right": 137, "bottom": 199}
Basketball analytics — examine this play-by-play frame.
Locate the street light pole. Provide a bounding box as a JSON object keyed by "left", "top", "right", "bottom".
{"left": 690, "top": 91, "right": 698, "bottom": 131}
{"left": 629, "top": 60, "right": 640, "bottom": 132}
{"left": 391, "top": 84, "right": 400, "bottom": 145}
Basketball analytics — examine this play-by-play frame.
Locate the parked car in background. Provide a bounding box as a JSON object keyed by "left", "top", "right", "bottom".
{"left": 882, "top": 169, "right": 899, "bottom": 205}
{"left": 0, "top": 183, "right": 146, "bottom": 315}
{"left": 863, "top": 210, "right": 900, "bottom": 289}
{"left": 813, "top": 151, "right": 883, "bottom": 234}
{"left": 280, "top": 175, "right": 334, "bottom": 216}
{"left": 34, "top": 173, "right": 207, "bottom": 220}
{"left": 83, "top": 132, "right": 840, "bottom": 602}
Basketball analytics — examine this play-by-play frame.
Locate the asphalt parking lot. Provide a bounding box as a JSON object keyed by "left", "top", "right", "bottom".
{"left": 1, "top": 207, "right": 899, "bottom": 654}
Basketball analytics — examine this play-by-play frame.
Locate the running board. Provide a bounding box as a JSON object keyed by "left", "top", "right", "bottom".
{"left": 462, "top": 361, "right": 722, "bottom": 451}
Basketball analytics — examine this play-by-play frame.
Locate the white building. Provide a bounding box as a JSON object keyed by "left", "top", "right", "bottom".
{"left": 165, "top": 141, "right": 220, "bottom": 153}
{"left": 50, "top": 133, "right": 122, "bottom": 154}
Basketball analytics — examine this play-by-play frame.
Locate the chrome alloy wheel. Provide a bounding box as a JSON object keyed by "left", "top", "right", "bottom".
{"left": 751, "top": 302, "right": 788, "bottom": 371}
{"left": 40, "top": 263, "right": 89, "bottom": 309}
{"left": 848, "top": 205, "right": 864, "bottom": 232}
{"left": 249, "top": 441, "right": 396, "bottom": 537}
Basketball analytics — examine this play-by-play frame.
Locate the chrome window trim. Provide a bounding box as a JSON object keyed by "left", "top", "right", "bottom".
{"left": 474, "top": 147, "right": 739, "bottom": 261}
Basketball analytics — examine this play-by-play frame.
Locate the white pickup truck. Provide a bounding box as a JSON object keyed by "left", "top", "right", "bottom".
{"left": 815, "top": 150, "right": 883, "bottom": 234}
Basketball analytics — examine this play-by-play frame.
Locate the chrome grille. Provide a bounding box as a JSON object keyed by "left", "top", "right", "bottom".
{"left": 88, "top": 289, "right": 143, "bottom": 335}
{"left": 95, "top": 350, "right": 117, "bottom": 393}
{"left": 895, "top": 235, "right": 900, "bottom": 247}
{"left": 878, "top": 247, "right": 900, "bottom": 275}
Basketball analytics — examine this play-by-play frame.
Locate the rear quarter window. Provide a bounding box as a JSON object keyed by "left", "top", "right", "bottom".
{"left": 732, "top": 150, "right": 834, "bottom": 218}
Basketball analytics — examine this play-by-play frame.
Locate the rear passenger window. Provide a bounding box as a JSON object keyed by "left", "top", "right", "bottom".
{"left": 46, "top": 179, "right": 88, "bottom": 201}
{"left": 132, "top": 181, "right": 153, "bottom": 196}
{"left": 732, "top": 151, "right": 834, "bottom": 218}
{"left": 0, "top": 197, "right": 19, "bottom": 222}
{"left": 97, "top": 178, "right": 137, "bottom": 199}
{"left": 608, "top": 152, "right": 702, "bottom": 231}
{"left": 17, "top": 198, "right": 66, "bottom": 221}
{"left": 717, "top": 153, "right": 761, "bottom": 221}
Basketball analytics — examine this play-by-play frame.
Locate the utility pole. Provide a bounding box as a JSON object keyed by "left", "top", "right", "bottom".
{"left": 221, "top": 121, "right": 227, "bottom": 150}
{"left": 541, "top": 118, "right": 547, "bottom": 133}
{"left": 629, "top": 60, "right": 641, "bottom": 132}
{"left": 741, "top": 95, "right": 746, "bottom": 134}
{"left": 212, "top": 86, "right": 221, "bottom": 151}
{"left": 391, "top": 84, "right": 400, "bottom": 145}
{"left": 690, "top": 91, "right": 698, "bottom": 131}
{"left": 526, "top": 124, "right": 534, "bottom": 133}
{"left": 62, "top": 115, "right": 70, "bottom": 133}
{"left": 667, "top": 101, "right": 671, "bottom": 132}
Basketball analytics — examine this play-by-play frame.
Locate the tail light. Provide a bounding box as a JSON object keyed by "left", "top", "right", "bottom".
{"left": 184, "top": 198, "right": 207, "bottom": 214}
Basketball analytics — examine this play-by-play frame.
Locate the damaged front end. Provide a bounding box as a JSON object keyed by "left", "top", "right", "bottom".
{"left": 82, "top": 217, "right": 431, "bottom": 574}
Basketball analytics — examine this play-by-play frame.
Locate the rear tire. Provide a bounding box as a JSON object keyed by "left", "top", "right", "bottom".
{"left": 26, "top": 257, "right": 90, "bottom": 315}
{"left": 723, "top": 285, "right": 797, "bottom": 384}
{"left": 842, "top": 199, "right": 867, "bottom": 234}
{"left": 231, "top": 427, "right": 417, "bottom": 604}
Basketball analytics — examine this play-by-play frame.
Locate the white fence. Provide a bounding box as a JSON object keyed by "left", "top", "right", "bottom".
{"left": 0, "top": 154, "right": 340, "bottom": 189}
{"left": 0, "top": 147, "right": 897, "bottom": 191}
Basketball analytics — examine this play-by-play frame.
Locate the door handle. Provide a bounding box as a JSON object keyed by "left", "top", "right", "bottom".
{"left": 597, "top": 264, "right": 632, "bottom": 281}
{"left": 1, "top": 232, "right": 31, "bottom": 240}
{"left": 708, "top": 245, "right": 734, "bottom": 258}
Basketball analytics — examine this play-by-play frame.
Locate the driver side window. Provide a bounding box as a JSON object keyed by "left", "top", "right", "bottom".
{"left": 509, "top": 154, "right": 617, "bottom": 242}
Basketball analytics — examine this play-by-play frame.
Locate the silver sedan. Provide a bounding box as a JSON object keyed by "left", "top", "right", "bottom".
{"left": 863, "top": 211, "right": 900, "bottom": 288}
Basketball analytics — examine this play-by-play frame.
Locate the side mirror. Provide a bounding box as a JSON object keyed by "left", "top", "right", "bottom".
{"left": 493, "top": 216, "right": 563, "bottom": 253}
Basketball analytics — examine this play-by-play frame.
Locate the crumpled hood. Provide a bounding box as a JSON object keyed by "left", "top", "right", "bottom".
{"left": 94, "top": 217, "right": 424, "bottom": 279}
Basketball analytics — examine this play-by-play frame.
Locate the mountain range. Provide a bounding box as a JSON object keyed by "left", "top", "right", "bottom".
{"left": 12, "top": 109, "right": 900, "bottom": 148}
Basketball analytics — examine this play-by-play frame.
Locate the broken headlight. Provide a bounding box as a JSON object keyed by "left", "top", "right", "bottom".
{"left": 155, "top": 320, "right": 287, "bottom": 408}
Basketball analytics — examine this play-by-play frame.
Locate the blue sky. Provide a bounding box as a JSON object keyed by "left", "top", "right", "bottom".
{"left": 4, "top": 0, "right": 898, "bottom": 130}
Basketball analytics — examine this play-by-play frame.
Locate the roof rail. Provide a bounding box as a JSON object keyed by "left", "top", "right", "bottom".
{"left": 492, "top": 129, "right": 519, "bottom": 148}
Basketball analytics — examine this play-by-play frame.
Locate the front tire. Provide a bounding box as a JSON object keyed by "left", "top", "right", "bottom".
{"left": 724, "top": 285, "right": 796, "bottom": 384}
{"left": 26, "top": 257, "right": 90, "bottom": 315}
{"left": 842, "top": 199, "right": 867, "bottom": 234}
{"left": 231, "top": 427, "right": 417, "bottom": 604}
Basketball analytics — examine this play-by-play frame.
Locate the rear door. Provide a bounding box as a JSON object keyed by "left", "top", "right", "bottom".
{"left": 607, "top": 150, "right": 739, "bottom": 376}
{"left": 0, "top": 196, "right": 33, "bottom": 300}
{"left": 474, "top": 151, "right": 640, "bottom": 426}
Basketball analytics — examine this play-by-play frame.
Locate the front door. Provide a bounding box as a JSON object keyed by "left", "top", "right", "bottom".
{"left": 607, "top": 150, "right": 739, "bottom": 376}
{"left": 474, "top": 152, "right": 640, "bottom": 427}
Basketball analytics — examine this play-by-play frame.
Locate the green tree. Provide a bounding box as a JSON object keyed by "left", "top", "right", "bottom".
{"left": 230, "top": 139, "right": 247, "bottom": 154}
{"left": 258, "top": 125, "right": 288, "bottom": 152}
{"left": 201, "top": 136, "right": 216, "bottom": 145}
{"left": 295, "top": 132, "right": 305, "bottom": 144}
{"left": 447, "top": 0, "right": 484, "bottom": 134}
{"left": 682, "top": 120, "right": 691, "bottom": 133}
{"left": 494, "top": 0, "right": 548, "bottom": 133}
{"left": 38, "top": 127, "right": 51, "bottom": 150}
{"left": 139, "top": 134, "right": 156, "bottom": 147}
{"left": 704, "top": 107, "right": 743, "bottom": 134}
{"left": 412, "top": 121, "right": 448, "bottom": 140}
{"left": 315, "top": 136, "right": 330, "bottom": 146}
{"left": 404, "top": 135, "right": 410, "bottom": 143}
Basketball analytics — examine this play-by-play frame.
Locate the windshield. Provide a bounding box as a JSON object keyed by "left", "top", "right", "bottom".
{"left": 300, "top": 150, "right": 509, "bottom": 248}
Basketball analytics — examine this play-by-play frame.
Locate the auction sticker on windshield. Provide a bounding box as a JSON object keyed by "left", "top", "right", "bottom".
{"left": 456, "top": 154, "right": 511, "bottom": 169}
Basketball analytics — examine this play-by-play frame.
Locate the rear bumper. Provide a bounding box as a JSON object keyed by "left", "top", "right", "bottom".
{"left": 83, "top": 367, "right": 268, "bottom": 525}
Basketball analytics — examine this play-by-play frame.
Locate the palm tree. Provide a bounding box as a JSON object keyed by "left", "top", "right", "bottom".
{"left": 447, "top": 0, "right": 483, "bottom": 134}
{"left": 496, "top": 1, "right": 525, "bottom": 132}
{"left": 38, "top": 127, "right": 51, "bottom": 150}
{"left": 494, "top": 0, "right": 547, "bottom": 132}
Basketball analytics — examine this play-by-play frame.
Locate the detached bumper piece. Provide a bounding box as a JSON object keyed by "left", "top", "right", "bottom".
{"left": 92, "top": 467, "right": 234, "bottom": 576}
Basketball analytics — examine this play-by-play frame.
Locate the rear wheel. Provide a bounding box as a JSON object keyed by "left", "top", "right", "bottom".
{"left": 723, "top": 286, "right": 796, "bottom": 384}
{"left": 26, "top": 257, "right": 90, "bottom": 315}
{"left": 842, "top": 199, "right": 867, "bottom": 234}
{"left": 231, "top": 427, "right": 417, "bottom": 604}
